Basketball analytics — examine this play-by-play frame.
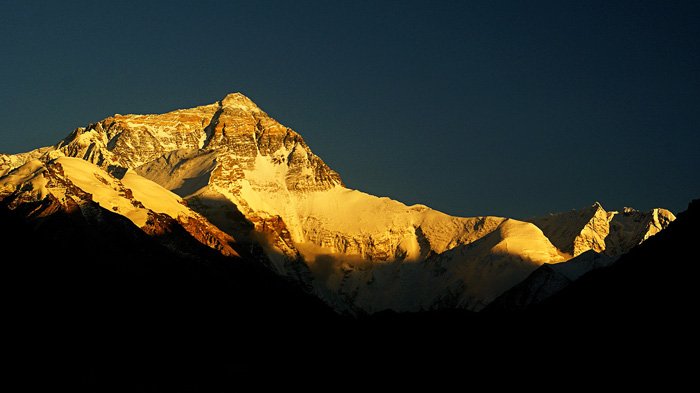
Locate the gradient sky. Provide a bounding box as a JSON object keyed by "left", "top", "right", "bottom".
{"left": 1, "top": 0, "right": 698, "bottom": 218}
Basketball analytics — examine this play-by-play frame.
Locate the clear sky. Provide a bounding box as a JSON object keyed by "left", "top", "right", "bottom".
{"left": 1, "top": 0, "right": 698, "bottom": 218}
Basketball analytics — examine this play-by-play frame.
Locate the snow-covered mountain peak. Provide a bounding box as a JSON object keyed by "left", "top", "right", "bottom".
{"left": 0, "top": 94, "right": 678, "bottom": 314}
{"left": 219, "top": 92, "right": 261, "bottom": 112}
{"left": 529, "top": 202, "right": 675, "bottom": 258}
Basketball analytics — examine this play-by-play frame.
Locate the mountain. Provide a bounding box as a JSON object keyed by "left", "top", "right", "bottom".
{"left": 0, "top": 92, "right": 676, "bottom": 314}
{"left": 0, "top": 156, "right": 336, "bottom": 340}
{"left": 529, "top": 202, "right": 674, "bottom": 257}
{"left": 487, "top": 204, "right": 676, "bottom": 311}
{"left": 535, "top": 199, "right": 699, "bottom": 322}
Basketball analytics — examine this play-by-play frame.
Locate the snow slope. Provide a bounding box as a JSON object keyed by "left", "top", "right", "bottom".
{"left": 0, "top": 159, "right": 49, "bottom": 200}
{"left": 121, "top": 169, "right": 194, "bottom": 221}
{"left": 309, "top": 218, "right": 566, "bottom": 312}
{"left": 0, "top": 157, "right": 237, "bottom": 257}
{"left": 57, "top": 157, "right": 150, "bottom": 226}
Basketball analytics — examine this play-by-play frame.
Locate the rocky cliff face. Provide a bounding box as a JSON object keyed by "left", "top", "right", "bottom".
{"left": 0, "top": 93, "right": 677, "bottom": 313}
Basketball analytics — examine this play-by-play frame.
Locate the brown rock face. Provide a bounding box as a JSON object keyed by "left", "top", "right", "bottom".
{"left": 51, "top": 93, "right": 341, "bottom": 193}
{"left": 139, "top": 210, "right": 238, "bottom": 258}
{"left": 202, "top": 93, "right": 342, "bottom": 193}
{"left": 179, "top": 215, "right": 238, "bottom": 257}
{"left": 56, "top": 103, "right": 218, "bottom": 169}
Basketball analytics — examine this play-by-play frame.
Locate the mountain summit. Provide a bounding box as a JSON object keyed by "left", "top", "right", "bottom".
{"left": 0, "top": 93, "right": 676, "bottom": 313}
{"left": 220, "top": 92, "right": 263, "bottom": 111}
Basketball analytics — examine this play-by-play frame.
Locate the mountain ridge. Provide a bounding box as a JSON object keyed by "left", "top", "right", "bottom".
{"left": 0, "top": 92, "right": 677, "bottom": 313}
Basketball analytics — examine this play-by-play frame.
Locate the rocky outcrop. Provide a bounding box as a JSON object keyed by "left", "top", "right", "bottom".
{"left": 175, "top": 212, "right": 238, "bottom": 257}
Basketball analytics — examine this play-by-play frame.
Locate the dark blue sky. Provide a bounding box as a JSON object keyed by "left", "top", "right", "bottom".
{"left": 1, "top": 0, "right": 698, "bottom": 218}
